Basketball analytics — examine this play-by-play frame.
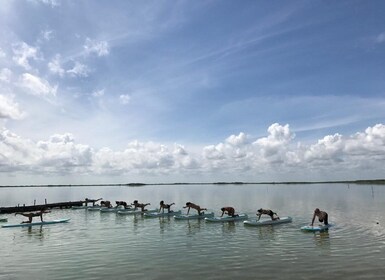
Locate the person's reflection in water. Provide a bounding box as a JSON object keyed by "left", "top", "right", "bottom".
{"left": 313, "top": 231, "right": 331, "bottom": 250}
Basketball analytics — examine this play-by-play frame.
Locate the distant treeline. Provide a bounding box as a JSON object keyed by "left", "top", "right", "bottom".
{"left": 1, "top": 179, "right": 385, "bottom": 188}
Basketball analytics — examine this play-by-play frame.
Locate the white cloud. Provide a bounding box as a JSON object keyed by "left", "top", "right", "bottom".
{"left": 304, "top": 134, "right": 344, "bottom": 162}
{"left": 254, "top": 123, "right": 295, "bottom": 159}
{"left": 36, "top": 133, "right": 93, "bottom": 172}
{"left": 0, "top": 95, "right": 25, "bottom": 120}
{"left": 375, "top": 32, "right": 385, "bottom": 43}
{"left": 67, "top": 61, "right": 89, "bottom": 77}
{"left": 12, "top": 42, "right": 39, "bottom": 70}
{"left": 40, "top": 29, "right": 54, "bottom": 41}
{"left": 1, "top": 123, "right": 385, "bottom": 182}
{"left": 0, "top": 68, "right": 12, "bottom": 83}
{"left": 19, "top": 73, "right": 57, "bottom": 97}
{"left": 0, "top": 48, "right": 6, "bottom": 58}
{"left": 28, "top": 0, "right": 60, "bottom": 7}
{"left": 49, "top": 56, "right": 89, "bottom": 78}
{"left": 84, "top": 38, "right": 110, "bottom": 57}
{"left": 226, "top": 132, "right": 249, "bottom": 146}
{"left": 48, "top": 54, "right": 65, "bottom": 77}
{"left": 92, "top": 89, "right": 105, "bottom": 97}
{"left": 119, "top": 94, "right": 131, "bottom": 105}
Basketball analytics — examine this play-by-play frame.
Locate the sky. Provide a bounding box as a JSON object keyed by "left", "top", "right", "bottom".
{"left": 0, "top": 0, "right": 385, "bottom": 185}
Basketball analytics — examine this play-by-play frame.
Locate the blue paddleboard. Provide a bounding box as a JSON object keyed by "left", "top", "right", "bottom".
{"left": 301, "top": 224, "right": 332, "bottom": 232}
{"left": 2, "top": 218, "right": 70, "bottom": 228}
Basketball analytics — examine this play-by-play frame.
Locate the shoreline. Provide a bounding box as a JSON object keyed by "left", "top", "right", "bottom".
{"left": 0, "top": 179, "right": 384, "bottom": 188}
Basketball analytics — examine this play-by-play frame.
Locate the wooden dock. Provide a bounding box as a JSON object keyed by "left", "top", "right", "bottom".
{"left": 0, "top": 201, "right": 84, "bottom": 214}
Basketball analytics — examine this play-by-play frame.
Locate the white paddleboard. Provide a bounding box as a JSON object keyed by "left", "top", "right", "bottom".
{"left": 2, "top": 218, "right": 70, "bottom": 228}
{"left": 244, "top": 216, "right": 292, "bottom": 226}
{"left": 117, "top": 209, "right": 158, "bottom": 215}
{"left": 100, "top": 207, "right": 130, "bottom": 213}
{"left": 87, "top": 207, "right": 103, "bottom": 211}
{"left": 72, "top": 205, "right": 100, "bottom": 210}
{"left": 144, "top": 210, "right": 182, "bottom": 218}
{"left": 205, "top": 213, "right": 248, "bottom": 223}
{"left": 301, "top": 224, "right": 332, "bottom": 232}
{"left": 174, "top": 212, "right": 214, "bottom": 220}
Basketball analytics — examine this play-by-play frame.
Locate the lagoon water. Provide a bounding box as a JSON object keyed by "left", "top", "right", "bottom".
{"left": 0, "top": 183, "right": 384, "bottom": 280}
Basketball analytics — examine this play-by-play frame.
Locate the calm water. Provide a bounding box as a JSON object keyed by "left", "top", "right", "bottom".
{"left": 0, "top": 184, "right": 384, "bottom": 280}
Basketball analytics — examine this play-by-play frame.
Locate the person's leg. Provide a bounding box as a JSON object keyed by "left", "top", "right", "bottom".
{"left": 324, "top": 213, "right": 329, "bottom": 225}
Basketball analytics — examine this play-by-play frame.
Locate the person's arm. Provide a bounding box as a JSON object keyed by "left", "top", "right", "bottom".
{"left": 221, "top": 210, "right": 225, "bottom": 217}
{"left": 311, "top": 213, "right": 316, "bottom": 226}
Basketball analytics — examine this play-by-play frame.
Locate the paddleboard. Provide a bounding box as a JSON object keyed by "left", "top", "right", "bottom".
{"left": 244, "top": 216, "right": 292, "bottom": 226}
{"left": 301, "top": 224, "right": 332, "bottom": 232}
{"left": 2, "top": 218, "right": 70, "bottom": 228}
{"left": 71, "top": 206, "right": 88, "bottom": 209}
{"left": 72, "top": 205, "right": 100, "bottom": 210}
{"left": 0, "top": 218, "right": 8, "bottom": 223}
{"left": 117, "top": 209, "right": 158, "bottom": 215}
{"left": 87, "top": 207, "right": 103, "bottom": 211}
{"left": 174, "top": 212, "right": 214, "bottom": 220}
{"left": 144, "top": 210, "right": 182, "bottom": 218}
{"left": 205, "top": 213, "right": 248, "bottom": 223}
{"left": 100, "top": 207, "right": 129, "bottom": 213}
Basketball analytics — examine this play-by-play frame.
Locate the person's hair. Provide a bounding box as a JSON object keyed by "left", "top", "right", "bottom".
{"left": 186, "top": 202, "right": 191, "bottom": 206}
{"left": 315, "top": 208, "right": 320, "bottom": 213}
{"left": 160, "top": 200, "right": 164, "bottom": 204}
{"left": 133, "top": 200, "right": 138, "bottom": 204}
{"left": 221, "top": 207, "right": 225, "bottom": 211}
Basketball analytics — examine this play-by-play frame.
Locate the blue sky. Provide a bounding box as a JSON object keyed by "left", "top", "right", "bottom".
{"left": 0, "top": 0, "right": 385, "bottom": 185}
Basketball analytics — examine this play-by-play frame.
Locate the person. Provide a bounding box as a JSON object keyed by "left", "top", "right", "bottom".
{"left": 183, "top": 202, "right": 207, "bottom": 215}
{"left": 220, "top": 207, "right": 236, "bottom": 217}
{"left": 84, "top": 198, "right": 102, "bottom": 207}
{"left": 100, "top": 200, "right": 112, "bottom": 208}
{"left": 159, "top": 200, "right": 175, "bottom": 213}
{"left": 15, "top": 209, "right": 50, "bottom": 223}
{"left": 311, "top": 208, "right": 328, "bottom": 226}
{"left": 115, "top": 201, "right": 130, "bottom": 209}
{"left": 132, "top": 200, "right": 150, "bottom": 211}
{"left": 256, "top": 208, "right": 280, "bottom": 221}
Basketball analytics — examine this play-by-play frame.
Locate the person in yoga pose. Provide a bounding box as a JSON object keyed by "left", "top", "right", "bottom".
{"left": 184, "top": 202, "right": 207, "bottom": 215}
{"left": 256, "top": 208, "right": 280, "bottom": 221}
{"left": 15, "top": 209, "right": 50, "bottom": 223}
{"left": 311, "top": 208, "right": 328, "bottom": 226}
{"left": 132, "top": 200, "right": 151, "bottom": 211}
{"left": 159, "top": 201, "right": 175, "bottom": 213}
{"left": 220, "top": 206, "right": 236, "bottom": 217}
{"left": 100, "top": 200, "right": 112, "bottom": 208}
{"left": 115, "top": 201, "right": 130, "bottom": 209}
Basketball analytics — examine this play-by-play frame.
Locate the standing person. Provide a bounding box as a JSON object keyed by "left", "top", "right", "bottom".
{"left": 220, "top": 207, "right": 236, "bottom": 217}
{"left": 311, "top": 208, "right": 328, "bottom": 226}
{"left": 184, "top": 202, "right": 207, "bottom": 215}
{"left": 159, "top": 201, "right": 175, "bottom": 213}
{"left": 15, "top": 209, "right": 50, "bottom": 223}
{"left": 132, "top": 200, "right": 151, "bottom": 211}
